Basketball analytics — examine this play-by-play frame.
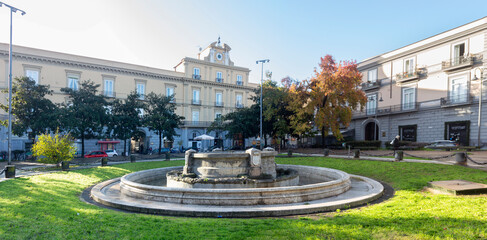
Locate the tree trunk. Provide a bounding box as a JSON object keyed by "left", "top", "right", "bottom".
{"left": 158, "top": 132, "right": 163, "bottom": 155}
{"left": 321, "top": 127, "right": 325, "bottom": 148}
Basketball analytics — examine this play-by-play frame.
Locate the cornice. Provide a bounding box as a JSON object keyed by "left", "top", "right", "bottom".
{"left": 182, "top": 57, "right": 250, "bottom": 72}
{"left": 0, "top": 50, "right": 184, "bottom": 82}
{"left": 358, "top": 21, "right": 487, "bottom": 71}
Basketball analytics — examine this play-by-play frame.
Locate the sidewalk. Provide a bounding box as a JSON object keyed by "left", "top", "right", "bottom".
{"left": 0, "top": 157, "right": 184, "bottom": 183}
{"left": 1, "top": 150, "right": 486, "bottom": 182}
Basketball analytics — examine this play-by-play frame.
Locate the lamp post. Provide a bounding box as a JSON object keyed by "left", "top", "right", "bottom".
{"left": 256, "top": 59, "right": 269, "bottom": 150}
{"left": 0, "top": 2, "right": 26, "bottom": 165}
{"left": 369, "top": 92, "right": 383, "bottom": 141}
{"left": 472, "top": 67, "right": 485, "bottom": 148}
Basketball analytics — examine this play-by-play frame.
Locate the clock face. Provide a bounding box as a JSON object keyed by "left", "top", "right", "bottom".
{"left": 216, "top": 53, "right": 223, "bottom": 60}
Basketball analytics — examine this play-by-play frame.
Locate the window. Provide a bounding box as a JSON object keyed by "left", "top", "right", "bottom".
{"left": 216, "top": 71, "right": 223, "bottom": 83}
{"left": 25, "top": 69, "right": 40, "bottom": 84}
{"left": 215, "top": 92, "right": 223, "bottom": 106}
{"left": 366, "top": 94, "right": 377, "bottom": 115}
{"left": 404, "top": 58, "right": 414, "bottom": 75}
{"left": 402, "top": 87, "right": 416, "bottom": 110}
{"left": 166, "top": 86, "right": 175, "bottom": 102}
{"left": 193, "top": 68, "right": 201, "bottom": 79}
{"left": 367, "top": 69, "right": 377, "bottom": 83}
{"left": 399, "top": 125, "right": 417, "bottom": 142}
{"left": 215, "top": 112, "right": 222, "bottom": 119}
{"left": 237, "top": 75, "right": 243, "bottom": 85}
{"left": 136, "top": 83, "right": 145, "bottom": 100}
{"left": 453, "top": 43, "right": 466, "bottom": 64}
{"left": 192, "top": 110, "right": 199, "bottom": 123}
{"left": 236, "top": 94, "right": 243, "bottom": 108}
{"left": 104, "top": 78, "right": 114, "bottom": 97}
{"left": 450, "top": 76, "right": 467, "bottom": 103}
{"left": 67, "top": 74, "right": 79, "bottom": 91}
{"left": 192, "top": 89, "right": 200, "bottom": 105}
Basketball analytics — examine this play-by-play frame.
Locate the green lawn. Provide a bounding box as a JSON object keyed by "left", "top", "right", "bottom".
{"left": 0, "top": 157, "right": 486, "bottom": 239}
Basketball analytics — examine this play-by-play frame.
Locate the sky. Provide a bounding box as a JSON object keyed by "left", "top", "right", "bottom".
{"left": 1, "top": 0, "right": 487, "bottom": 84}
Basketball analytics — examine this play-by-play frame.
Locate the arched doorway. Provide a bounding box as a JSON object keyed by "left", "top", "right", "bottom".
{"left": 364, "top": 122, "right": 379, "bottom": 141}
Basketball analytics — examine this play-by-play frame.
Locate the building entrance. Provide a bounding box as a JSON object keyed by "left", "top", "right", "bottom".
{"left": 364, "top": 122, "right": 379, "bottom": 141}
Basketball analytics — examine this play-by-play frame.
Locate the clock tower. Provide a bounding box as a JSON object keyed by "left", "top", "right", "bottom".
{"left": 197, "top": 38, "right": 234, "bottom": 66}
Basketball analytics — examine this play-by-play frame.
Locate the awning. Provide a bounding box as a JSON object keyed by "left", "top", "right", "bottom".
{"left": 97, "top": 141, "right": 120, "bottom": 144}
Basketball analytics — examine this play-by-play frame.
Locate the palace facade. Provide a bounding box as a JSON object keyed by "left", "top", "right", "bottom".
{"left": 0, "top": 41, "right": 257, "bottom": 154}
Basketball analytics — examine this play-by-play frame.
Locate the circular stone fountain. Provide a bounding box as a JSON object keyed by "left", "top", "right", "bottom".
{"left": 90, "top": 148, "right": 384, "bottom": 217}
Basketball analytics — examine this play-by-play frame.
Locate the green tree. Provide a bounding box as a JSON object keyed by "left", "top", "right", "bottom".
{"left": 144, "top": 93, "right": 184, "bottom": 155}
{"left": 0, "top": 76, "right": 58, "bottom": 140}
{"left": 60, "top": 80, "right": 108, "bottom": 157}
{"left": 251, "top": 80, "right": 292, "bottom": 148}
{"left": 212, "top": 105, "right": 259, "bottom": 149}
{"left": 32, "top": 130, "right": 76, "bottom": 165}
{"left": 284, "top": 77, "right": 316, "bottom": 146}
{"left": 108, "top": 91, "right": 145, "bottom": 156}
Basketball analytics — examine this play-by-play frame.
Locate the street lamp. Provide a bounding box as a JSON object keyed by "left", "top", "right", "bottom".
{"left": 472, "top": 67, "right": 485, "bottom": 148}
{"left": 256, "top": 59, "right": 269, "bottom": 150}
{"left": 0, "top": 1, "right": 26, "bottom": 165}
{"left": 369, "top": 92, "right": 383, "bottom": 141}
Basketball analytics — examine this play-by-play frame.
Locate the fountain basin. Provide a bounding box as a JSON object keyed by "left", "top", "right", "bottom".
{"left": 119, "top": 164, "right": 351, "bottom": 206}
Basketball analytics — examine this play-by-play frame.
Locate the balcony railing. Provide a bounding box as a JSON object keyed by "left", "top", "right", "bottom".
{"left": 103, "top": 91, "right": 116, "bottom": 98}
{"left": 440, "top": 93, "right": 472, "bottom": 107}
{"left": 441, "top": 55, "right": 474, "bottom": 71}
{"left": 192, "top": 99, "right": 201, "bottom": 105}
{"left": 236, "top": 103, "right": 244, "bottom": 109}
{"left": 181, "top": 121, "right": 213, "bottom": 128}
{"left": 396, "top": 71, "right": 420, "bottom": 83}
{"left": 236, "top": 81, "right": 243, "bottom": 86}
{"left": 361, "top": 79, "right": 381, "bottom": 91}
{"left": 192, "top": 74, "right": 201, "bottom": 80}
{"left": 215, "top": 101, "right": 224, "bottom": 107}
{"left": 353, "top": 102, "right": 420, "bottom": 119}
{"left": 215, "top": 78, "right": 224, "bottom": 83}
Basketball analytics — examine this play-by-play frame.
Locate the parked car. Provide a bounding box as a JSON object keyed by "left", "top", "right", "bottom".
{"left": 151, "top": 148, "right": 171, "bottom": 154}
{"left": 425, "top": 140, "right": 457, "bottom": 149}
{"left": 105, "top": 149, "right": 118, "bottom": 157}
{"left": 85, "top": 151, "right": 108, "bottom": 158}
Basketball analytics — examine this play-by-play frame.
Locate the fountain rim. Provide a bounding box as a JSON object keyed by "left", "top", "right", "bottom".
{"left": 120, "top": 164, "right": 350, "bottom": 193}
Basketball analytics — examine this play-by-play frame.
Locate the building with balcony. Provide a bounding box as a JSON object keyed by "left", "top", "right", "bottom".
{"left": 0, "top": 40, "right": 256, "bottom": 153}
{"left": 348, "top": 17, "right": 487, "bottom": 147}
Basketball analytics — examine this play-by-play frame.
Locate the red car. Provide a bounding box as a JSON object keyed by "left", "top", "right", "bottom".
{"left": 85, "top": 151, "right": 108, "bottom": 158}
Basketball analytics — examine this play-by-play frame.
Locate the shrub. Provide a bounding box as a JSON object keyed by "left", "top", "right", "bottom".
{"left": 32, "top": 130, "right": 76, "bottom": 165}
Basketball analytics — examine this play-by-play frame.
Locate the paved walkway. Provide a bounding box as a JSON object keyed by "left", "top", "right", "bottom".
{"left": 1, "top": 150, "right": 486, "bottom": 182}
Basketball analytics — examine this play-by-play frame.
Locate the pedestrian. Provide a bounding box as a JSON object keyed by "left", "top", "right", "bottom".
{"left": 391, "top": 135, "right": 400, "bottom": 153}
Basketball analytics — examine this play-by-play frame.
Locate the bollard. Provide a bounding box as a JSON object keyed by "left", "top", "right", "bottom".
{"left": 455, "top": 152, "right": 467, "bottom": 166}
{"left": 165, "top": 152, "right": 170, "bottom": 161}
{"left": 101, "top": 157, "right": 108, "bottom": 166}
{"left": 354, "top": 149, "right": 360, "bottom": 159}
{"left": 130, "top": 155, "right": 136, "bottom": 163}
{"left": 395, "top": 151, "right": 404, "bottom": 161}
{"left": 5, "top": 165, "right": 15, "bottom": 178}
{"left": 323, "top": 148, "right": 330, "bottom": 157}
{"left": 61, "top": 161, "right": 70, "bottom": 171}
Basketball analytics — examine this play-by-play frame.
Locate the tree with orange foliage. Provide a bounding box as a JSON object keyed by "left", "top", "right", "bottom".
{"left": 292, "top": 55, "right": 367, "bottom": 146}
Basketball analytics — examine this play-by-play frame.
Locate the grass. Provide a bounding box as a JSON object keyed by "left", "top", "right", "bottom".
{"left": 0, "top": 157, "right": 486, "bottom": 239}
